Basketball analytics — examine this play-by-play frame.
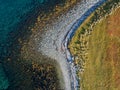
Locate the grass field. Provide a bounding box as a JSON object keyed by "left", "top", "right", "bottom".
{"left": 69, "top": 2, "right": 120, "bottom": 90}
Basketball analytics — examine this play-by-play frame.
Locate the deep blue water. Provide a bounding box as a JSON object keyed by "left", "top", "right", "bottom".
{"left": 0, "top": 0, "right": 64, "bottom": 89}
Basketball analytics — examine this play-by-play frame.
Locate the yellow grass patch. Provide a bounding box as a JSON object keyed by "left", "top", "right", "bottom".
{"left": 69, "top": 6, "right": 120, "bottom": 90}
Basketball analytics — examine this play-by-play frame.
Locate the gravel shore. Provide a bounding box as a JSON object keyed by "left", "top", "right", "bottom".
{"left": 34, "top": 0, "right": 106, "bottom": 90}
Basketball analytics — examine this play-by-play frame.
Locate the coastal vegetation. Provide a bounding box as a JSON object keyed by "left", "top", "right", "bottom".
{"left": 30, "top": 0, "right": 80, "bottom": 33}
{"left": 69, "top": 0, "right": 120, "bottom": 89}
{"left": 4, "top": 57, "right": 62, "bottom": 90}
{"left": 1, "top": 0, "right": 80, "bottom": 89}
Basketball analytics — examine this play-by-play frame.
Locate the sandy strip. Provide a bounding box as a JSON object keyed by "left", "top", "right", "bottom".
{"left": 35, "top": 0, "right": 106, "bottom": 90}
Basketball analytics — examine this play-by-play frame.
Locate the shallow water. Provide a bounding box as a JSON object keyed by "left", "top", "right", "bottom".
{"left": 0, "top": 0, "right": 41, "bottom": 89}
{"left": 0, "top": 0, "right": 64, "bottom": 89}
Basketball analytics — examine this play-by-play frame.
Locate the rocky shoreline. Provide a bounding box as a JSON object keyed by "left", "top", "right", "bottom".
{"left": 62, "top": 0, "right": 107, "bottom": 89}
{"left": 36, "top": 0, "right": 107, "bottom": 90}
{"left": 1, "top": 0, "right": 67, "bottom": 89}
{"left": 1, "top": 0, "right": 112, "bottom": 90}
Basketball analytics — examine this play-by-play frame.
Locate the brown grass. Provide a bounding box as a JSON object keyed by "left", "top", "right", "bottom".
{"left": 69, "top": 6, "right": 120, "bottom": 90}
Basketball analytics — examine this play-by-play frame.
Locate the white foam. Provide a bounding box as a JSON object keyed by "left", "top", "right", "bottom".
{"left": 36, "top": 0, "right": 102, "bottom": 90}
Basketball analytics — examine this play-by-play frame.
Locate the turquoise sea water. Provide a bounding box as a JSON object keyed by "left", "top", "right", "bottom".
{"left": 0, "top": 64, "right": 9, "bottom": 89}
{"left": 0, "top": 0, "right": 64, "bottom": 89}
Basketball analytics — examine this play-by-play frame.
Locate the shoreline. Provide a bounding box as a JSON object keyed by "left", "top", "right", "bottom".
{"left": 69, "top": 4, "right": 120, "bottom": 89}
{"left": 36, "top": 0, "right": 107, "bottom": 90}
{"left": 1, "top": 0, "right": 68, "bottom": 89}
{"left": 62, "top": 0, "right": 107, "bottom": 89}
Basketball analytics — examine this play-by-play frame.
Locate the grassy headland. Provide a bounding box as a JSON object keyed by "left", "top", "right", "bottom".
{"left": 69, "top": 0, "right": 120, "bottom": 90}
